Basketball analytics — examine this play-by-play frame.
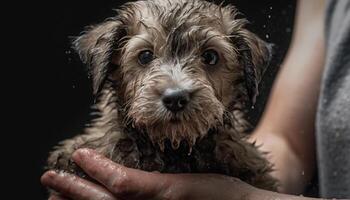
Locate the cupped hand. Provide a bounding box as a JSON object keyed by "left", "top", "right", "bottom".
{"left": 41, "top": 148, "right": 261, "bottom": 200}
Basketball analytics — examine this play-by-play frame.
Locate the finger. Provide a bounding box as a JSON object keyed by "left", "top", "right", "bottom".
{"left": 41, "top": 170, "right": 117, "bottom": 200}
{"left": 72, "top": 148, "right": 169, "bottom": 198}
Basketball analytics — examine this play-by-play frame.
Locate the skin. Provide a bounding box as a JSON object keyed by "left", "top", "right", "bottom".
{"left": 250, "top": 0, "right": 325, "bottom": 194}
{"left": 41, "top": 0, "right": 341, "bottom": 199}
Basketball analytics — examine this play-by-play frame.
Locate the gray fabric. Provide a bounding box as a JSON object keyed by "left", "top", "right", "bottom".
{"left": 316, "top": 0, "right": 350, "bottom": 198}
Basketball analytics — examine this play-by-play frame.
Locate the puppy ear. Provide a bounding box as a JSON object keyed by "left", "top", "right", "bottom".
{"left": 234, "top": 30, "right": 272, "bottom": 105}
{"left": 73, "top": 20, "right": 126, "bottom": 94}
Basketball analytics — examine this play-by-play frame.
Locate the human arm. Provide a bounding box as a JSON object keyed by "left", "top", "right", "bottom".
{"left": 249, "top": 0, "right": 326, "bottom": 194}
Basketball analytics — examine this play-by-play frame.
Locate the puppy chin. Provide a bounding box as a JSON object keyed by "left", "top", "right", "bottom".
{"left": 134, "top": 112, "right": 222, "bottom": 152}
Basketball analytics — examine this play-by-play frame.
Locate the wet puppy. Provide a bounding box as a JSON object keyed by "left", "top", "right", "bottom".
{"left": 48, "top": 0, "right": 277, "bottom": 191}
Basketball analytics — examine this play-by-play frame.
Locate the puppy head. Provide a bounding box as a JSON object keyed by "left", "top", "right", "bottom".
{"left": 73, "top": 0, "right": 270, "bottom": 149}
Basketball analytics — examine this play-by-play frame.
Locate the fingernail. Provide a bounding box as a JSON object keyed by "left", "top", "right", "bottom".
{"left": 72, "top": 148, "right": 98, "bottom": 163}
{"left": 41, "top": 171, "right": 58, "bottom": 185}
{"left": 72, "top": 148, "right": 90, "bottom": 159}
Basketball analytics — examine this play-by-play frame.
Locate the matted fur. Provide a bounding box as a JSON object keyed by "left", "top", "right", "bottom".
{"left": 47, "top": 0, "right": 278, "bottom": 191}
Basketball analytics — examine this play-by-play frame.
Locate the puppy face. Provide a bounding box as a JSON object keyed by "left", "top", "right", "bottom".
{"left": 74, "top": 0, "right": 270, "bottom": 149}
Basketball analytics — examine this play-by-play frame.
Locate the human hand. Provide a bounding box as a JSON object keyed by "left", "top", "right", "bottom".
{"left": 41, "top": 148, "right": 261, "bottom": 200}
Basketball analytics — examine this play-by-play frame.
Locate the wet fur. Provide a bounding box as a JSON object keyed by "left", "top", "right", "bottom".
{"left": 47, "top": 0, "right": 278, "bottom": 191}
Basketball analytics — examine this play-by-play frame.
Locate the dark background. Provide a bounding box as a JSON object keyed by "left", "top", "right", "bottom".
{"left": 9, "top": 0, "right": 296, "bottom": 199}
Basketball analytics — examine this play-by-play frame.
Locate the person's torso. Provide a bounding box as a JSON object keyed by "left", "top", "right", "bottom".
{"left": 316, "top": 0, "right": 350, "bottom": 198}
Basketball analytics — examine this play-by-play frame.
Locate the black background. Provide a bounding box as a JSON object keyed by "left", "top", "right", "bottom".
{"left": 9, "top": 0, "right": 296, "bottom": 199}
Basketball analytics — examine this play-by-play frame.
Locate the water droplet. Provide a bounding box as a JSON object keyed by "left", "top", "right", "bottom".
{"left": 267, "top": 15, "right": 271, "bottom": 19}
{"left": 263, "top": 24, "right": 266, "bottom": 28}
{"left": 265, "top": 34, "right": 270, "bottom": 39}
{"left": 269, "top": 6, "right": 273, "bottom": 10}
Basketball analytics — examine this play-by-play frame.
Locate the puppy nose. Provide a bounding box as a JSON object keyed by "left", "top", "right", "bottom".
{"left": 162, "top": 88, "right": 190, "bottom": 112}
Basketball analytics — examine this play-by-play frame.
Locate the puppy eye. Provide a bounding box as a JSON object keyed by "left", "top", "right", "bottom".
{"left": 138, "top": 50, "right": 154, "bottom": 65}
{"left": 202, "top": 49, "right": 219, "bottom": 66}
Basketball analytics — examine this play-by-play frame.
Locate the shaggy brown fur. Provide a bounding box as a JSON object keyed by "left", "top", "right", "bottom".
{"left": 47, "top": 0, "right": 278, "bottom": 191}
